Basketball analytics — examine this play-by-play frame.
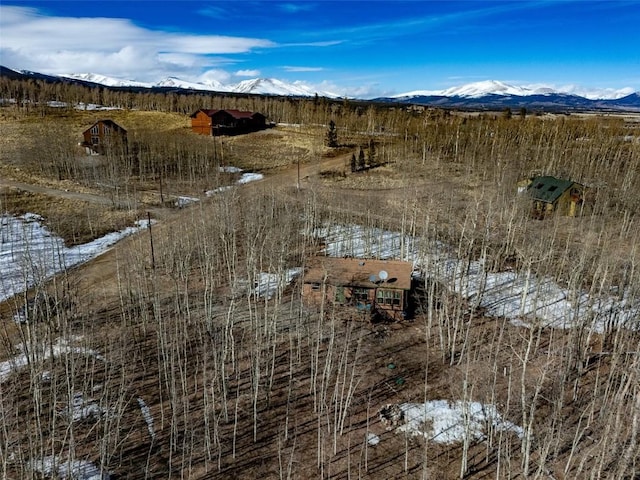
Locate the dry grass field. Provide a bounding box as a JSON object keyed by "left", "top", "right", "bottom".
{"left": 1, "top": 102, "right": 639, "bottom": 479}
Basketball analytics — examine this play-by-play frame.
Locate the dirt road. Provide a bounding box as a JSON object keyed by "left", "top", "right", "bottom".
{"left": 0, "top": 178, "right": 134, "bottom": 209}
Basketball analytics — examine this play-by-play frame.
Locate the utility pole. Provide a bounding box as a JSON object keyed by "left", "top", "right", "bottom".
{"left": 147, "top": 212, "right": 155, "bottom": 270}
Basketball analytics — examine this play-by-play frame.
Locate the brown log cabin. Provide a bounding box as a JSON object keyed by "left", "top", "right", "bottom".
{"left": 190, "top": 109, "right": 267, "bottom": 136}
{"left": 302, "top": 257, "right": 414, "bottom": 321}
{"left": 81, "top": 120, "right": 127, "bottom": 155}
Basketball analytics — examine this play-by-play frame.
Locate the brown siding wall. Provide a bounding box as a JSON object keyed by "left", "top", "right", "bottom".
{"left": 82, "top": 121, "right": 126, "bottom": 154}
{"left": 191, "top": 111, "right": 212, "bottom": 135}
{"left": 302, "top": 283, "right": 407, "bottom": 320}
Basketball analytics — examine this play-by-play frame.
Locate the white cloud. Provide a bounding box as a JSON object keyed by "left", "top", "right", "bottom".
{"left": 283, "top": 40, "right": 343, "bottom": 47}
{"left": 197, "top": 6, "right": 229, "bottom": 19}
{"left": 283, "top": 66, "right": 324, "bottom": 72}
{"left": 235, "top": 69, "right": 261, "bottom": 77}
{"left": 198, "top": 69, "right": 232, "bottom": 85}
{"left": 290, "top": 80, "right": 392, "bottom": 99}
{"left": 0, "top": 5, "right": 274, "bottom": 81}
{"left": 555, "top": 84, "right": 635, "bottom": 100}
{"left": 279, "top": 3, "right": 316, "bottom": 13}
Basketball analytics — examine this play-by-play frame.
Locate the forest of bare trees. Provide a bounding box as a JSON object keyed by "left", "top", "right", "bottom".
{"left": 1, "top": 76, "right": 639, "bottom": 478}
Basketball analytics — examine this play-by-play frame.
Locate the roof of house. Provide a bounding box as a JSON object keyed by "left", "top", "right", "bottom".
{"left": 83, "top": 119, "right": 127, "bottom": 134}
{"left": 527, "top": 176, "right": 576, "bottom": 203}
{"left": 190, "top": 109, "right": 262, "bottom": 119}
{"left": 304, "top": 257, "right": 413, "bottom": 290}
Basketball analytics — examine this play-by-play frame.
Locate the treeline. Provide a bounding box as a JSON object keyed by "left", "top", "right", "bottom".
{"left": 5, "top": 72, "right": 637, "bottom": 214}
{"left": 0, "top": 75, "right": 419, "bottom": 126}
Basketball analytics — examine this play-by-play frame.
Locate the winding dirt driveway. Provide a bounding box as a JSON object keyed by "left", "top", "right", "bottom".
{"left": 0, "top": 178, "right": 133, "bottom": 209}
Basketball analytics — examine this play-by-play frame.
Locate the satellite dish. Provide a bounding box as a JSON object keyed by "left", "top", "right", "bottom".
{"left": 368, "top": 274, "right": 378, "bottom": 283}
{"left": 378, "top": 270, "right": 388, "bottom": 281}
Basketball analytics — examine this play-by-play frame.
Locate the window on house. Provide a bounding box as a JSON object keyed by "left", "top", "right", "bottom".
{"left": 311, "top": 283, "right": 320, "bottom": 291}
{"left": 90, "top": 125, "right": 99, "bottom": 135}
{"left": 91, "top": 136, "right": 99, "bottom": 145}
{"left": 392, "top": 291, "right": 401, "bottom": 306}
{"left": 547, "top": 186, "right": 558, "bottom": 192}
{"left": 535, "top": 183, "right": 544, "bottom": 189}
{"left": 377, "top": 290, "right": 402, "bottom": 306}
{"left": 353, "top": 288, "right": 369, "bottom": 301}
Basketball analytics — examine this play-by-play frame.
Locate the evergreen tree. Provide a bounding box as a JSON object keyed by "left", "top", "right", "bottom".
{"left": 325, "top": 119, "right": 338, "bottom": 147}
{"left": 367, "top": 138, "right": 377, "bottom": 167}
{"left": 350, "top": 153, "right": 357, "bottom": 172}
{"left": 358, "top": 148, "right": 366, "bottom": 170}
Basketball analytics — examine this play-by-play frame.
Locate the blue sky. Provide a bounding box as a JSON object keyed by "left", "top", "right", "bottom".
{"left": 1, "top": 1, "right": 639, "bottom": 97}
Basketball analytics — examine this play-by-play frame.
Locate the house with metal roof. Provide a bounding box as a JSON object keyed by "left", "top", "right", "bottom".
{"left": 190, "top": 109, "right": 267, "bottom": 136}
{"left": 527, "top": 175, "right": 585, "bottom": 217}
{"left": 302, "top": 257, "right": 414, "bottom": 321}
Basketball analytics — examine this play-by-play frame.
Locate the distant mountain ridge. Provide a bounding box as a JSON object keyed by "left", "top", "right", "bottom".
{"left": 379, "top": 80, "right": 640, "bottom": 112}
{"left": 377, "top": 90, "right": 640, "bottom": 112}
{"left": 1, "top": 66, "right": 638, "bottom": 112}
{"left": 393, "top": 80, "right": 635, "bottom": 101}
{"left": 58, "top": 71, "right": 338, "bottom": 97}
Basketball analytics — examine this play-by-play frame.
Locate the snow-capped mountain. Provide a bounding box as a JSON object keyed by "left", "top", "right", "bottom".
{"left": 57, "top": 71, "right": 336, "bottom": 97}
{"left": 232, "top": 78, "right": 335, "bottom": 97}
{"left": 2, "top": 66, "right": 638, "bottom": 111}
{"left": 393, "top": 80, "right": 634, "bottom": 101}
{"left": 59, "top": 72, "right": 152, "bottom": 88}
{"left": 155, "top": 76, "right": 228, "bottom": 92}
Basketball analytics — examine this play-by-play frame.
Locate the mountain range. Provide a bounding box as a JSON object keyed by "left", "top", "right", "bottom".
{"left": 2, "top": 66, "right": 639, "bottom": 112}
{"left": 57, "top": 72, "right": 339, "bottom": 98}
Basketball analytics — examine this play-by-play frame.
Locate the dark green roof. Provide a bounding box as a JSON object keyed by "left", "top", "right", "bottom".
{"left": 527, "top": 176, "right": 574, "bottom": 203}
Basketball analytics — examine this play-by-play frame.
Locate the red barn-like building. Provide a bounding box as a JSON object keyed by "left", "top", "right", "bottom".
{"left": 190, "top": 109, "right": 267, "bottom": 136}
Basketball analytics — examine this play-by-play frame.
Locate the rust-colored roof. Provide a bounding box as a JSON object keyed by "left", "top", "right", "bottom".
{"left": 190, "top": 109, "right": 261, "bottom": 119}
{"left": 304, "top": 257, "right": 413, "bottom": 290}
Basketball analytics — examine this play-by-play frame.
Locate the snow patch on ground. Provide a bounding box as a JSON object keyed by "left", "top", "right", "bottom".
{"left": 238, "top": 172, "right": 264, "bottom": 184}
{"left": 30, "top": 455, "right": 110, "bottom": 480}
{"left": 205, "top": 185, "right": 233, "bottom": 196}
{"left": 394, "top": 401, "right": 523, "bottom": 444}
{"left": 46, "top": 100, "right": 120, "bottom": 111}
{"left": 174, "top": 196, "right": 200, "bottom": 208}
{"left": 367, "top": 433, "right": 380, "bottom": 446}
{"left": 0, "top": 337, "right": 106, "bottom": 383}
{"left": 0, "top": 214, "right": 152, "bottom": 303}
{"left": 316, "top": 224, "right": 419, "bottom": 261}
{"left": 315, "top": 223, "right": 640, "bottom": 332}
{"left": 204, "top": 168, "right": 263, "bottom": 195}
{"left": 67, "top": 392, "right": 108, "bottom": 422}
{"left": 137, "top": 397, "right": 156, "bottom": 440}
{"left": 219, "top": 165, "right": 243, "bottom": 173}
{"left": 253, "top": 268, "right": 302, "bottom": 299}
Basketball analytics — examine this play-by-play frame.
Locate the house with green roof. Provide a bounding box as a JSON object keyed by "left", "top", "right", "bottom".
{"left": 526, "top": 175, "right": 585, "bottom": 217}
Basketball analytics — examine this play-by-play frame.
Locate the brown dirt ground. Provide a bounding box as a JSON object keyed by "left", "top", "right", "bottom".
{"left": 1, "top": 113, "right": 637, "bottom": 479}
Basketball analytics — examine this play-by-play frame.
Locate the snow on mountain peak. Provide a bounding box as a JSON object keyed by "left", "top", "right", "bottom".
{"left": 442, "top": 80, "right": 530, "bottom": 98}
{"left": 19, "top": 69, "right": 636, "bottom": 101}
{"left": 59, "top": 72, "right": 151, "bottom": 88}
{"left": 156, "top": 77, "right": 228, "bottom": 91}
{"left": 393, "top": 80, "right": 636, "bottom": 100}
{"left": 233, "top": 77, "right": 325, "bottom": 96}
{"left": 53, "top": 72, "right": 337, "bottom": 97}
{"left": 555, "top": 84, "right": 635, "bottom": 100}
